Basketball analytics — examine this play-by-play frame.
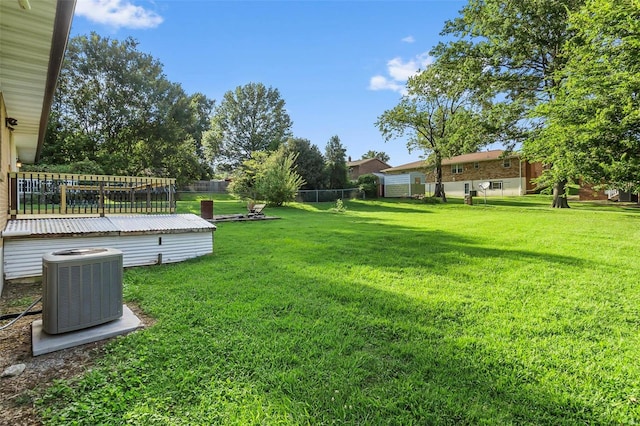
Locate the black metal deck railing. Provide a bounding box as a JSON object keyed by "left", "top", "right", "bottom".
{"left": 9, "top": 172, "right": 176, "bottom": 218}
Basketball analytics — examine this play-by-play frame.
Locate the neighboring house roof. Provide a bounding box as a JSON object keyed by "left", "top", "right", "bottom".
{"left": 381, "top": 160, "right": 427, "bottom": 173}
{"left": 381, "top": 150, "right": 516, "bottom": 173}
{"left": 443, "top": 150, "right": 517, "bottom": 165}
{"left": 347, "top": 158, "right": 391, "bottom": 168}
{"left": 0, "top": 0, "right": 76, "bottom": 163}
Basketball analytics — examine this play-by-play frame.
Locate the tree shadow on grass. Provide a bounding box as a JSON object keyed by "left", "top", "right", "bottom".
{"left": 474, "top": 196, "right": 640, "bottom": 215}
{"left": 197, "top": 220, "right": 594, "bottom": 421}
{"left": 470, "top": 197, "right": 553, "bottom": 209}
{"left": 118, "top": 249, "right": 601, "bottom": 424}
{"left": 288, "top": 217, "right": 584, "bottom": 273}
{"left": 229, "top": 215, "right": 620, "bottom": 423}
{"left": 251, "top": 268, "right": 600, "bottom": 424}
{"left": 215, "top": 219, "right": 599, "bottom": 423}
{"left": 290, "top": 200, "right": 437, "bottom": 215}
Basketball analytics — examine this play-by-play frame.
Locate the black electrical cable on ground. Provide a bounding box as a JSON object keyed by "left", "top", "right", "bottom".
{"left": 0, "top": 309, "right": 42, "bottom": 321}
{"left": 0, "top": 296, "right": 42, "bottom": 330}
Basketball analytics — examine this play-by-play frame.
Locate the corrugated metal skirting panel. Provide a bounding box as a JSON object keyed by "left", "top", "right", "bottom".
{"left": 384, "top": 174, "right": 410, "bottom": 185}
{"left": 4, "top": 233, "right": 213, "bottom": 280}
{"left": 4, "top": 217, "right": 119, "bottom": 235}
{"left": 3, "top": 214, "right": 215, "bottom": 236}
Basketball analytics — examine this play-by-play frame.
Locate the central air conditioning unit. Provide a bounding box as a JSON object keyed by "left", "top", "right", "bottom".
{"left": 42, "top": 248, "right": 123, "bottom": 335}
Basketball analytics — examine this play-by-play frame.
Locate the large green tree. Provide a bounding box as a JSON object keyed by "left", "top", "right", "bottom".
{"left": 185, "top": 93, "right": 216, "bottom": 177}
{"left": 43, "top": 33, "right": 212, "bottom": 186}
{"left": 376, "top": 58, "right": 488, "bottom": 202}
{"left": 324, "top": 135, "right": 349, "bottom": 189}
{"left": 526, "top": 0, "right": 640, "bottom": 196}
{"left": 284, "top": 137, "right": 326, "bottom": 190}
{"left": 204, "top": 82, "right": 293, "bottom": 171}
{"left": 434, "top": 0, "right": 585, "bottom": 207}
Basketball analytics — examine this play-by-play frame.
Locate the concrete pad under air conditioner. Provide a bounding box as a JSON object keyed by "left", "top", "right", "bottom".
{"left": 32, "top": 305, "right": 141, "bottom": 356}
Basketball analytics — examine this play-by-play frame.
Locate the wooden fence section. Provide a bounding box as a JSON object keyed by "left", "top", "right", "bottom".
{"left": 9, "top": 172, "right": 175, "bottom": 218}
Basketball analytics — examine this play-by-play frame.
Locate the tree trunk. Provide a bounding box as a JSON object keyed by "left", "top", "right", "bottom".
{"left": 552, "top": 180, "right": 570, "bottom": 208}
{"left": 432, "top": 161, "right": 447, "bottom": 202}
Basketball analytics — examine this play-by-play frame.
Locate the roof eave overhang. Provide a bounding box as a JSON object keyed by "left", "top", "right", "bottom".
{"left": 35, "top": 0, "right": 76, "bottom": 163}
{"left": 0, "top": 0, "right": 76, "bottom": 164}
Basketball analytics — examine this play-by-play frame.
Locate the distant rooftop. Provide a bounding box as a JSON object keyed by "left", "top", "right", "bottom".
{"left": 382, "top": 150, "right": 516, "bottom": 173}
{"left": 347, "top": 158, "right": 391, "bottom": 168}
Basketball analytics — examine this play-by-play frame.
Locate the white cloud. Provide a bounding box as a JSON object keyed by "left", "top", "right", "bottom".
{"left": 369, "top": 52, "right": 433, "bottom": 94}
{"left": 401, "top": 35, "right": 415, "bottom": 43}
{"left": 369, "top": 75, "right": 405, "bottom": 93}
{"left": 387, "top": 57, "right": 416, "bottom": 81}
{"left": 75, "top": 0, "right": 163, "bottom": 29}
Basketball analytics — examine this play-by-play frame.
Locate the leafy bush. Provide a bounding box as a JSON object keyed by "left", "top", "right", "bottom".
{"left": 356, "top": 174, "right": 379, "bottom": 198}
{"left": 228, "top": 147, "right": 305, "bottom": 206}
{"left": 255, "top": 149, "right": 306, "bottom": 206}
{"left": 422, "top": 196, "right": 442, "bottom": 204}
{"left": 330, "top": 198, "right": 347, "bottom": 213}
{"left": 227, "top": 152, "right": 264, "bottom": 202}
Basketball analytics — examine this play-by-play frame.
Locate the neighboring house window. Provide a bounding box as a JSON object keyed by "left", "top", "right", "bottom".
{"left": 414, "top": 177, "right": 421, "bottom": 184}
{"left": 474, "top": 162, "right": 479, "bottom": 169}
{"left": 503, "top": 158, "right": 511, "bottom": 168}
{"left": 451, "top": 164, "right": 463, "bottom": 174}
{"left": 490, "top": 181, "right": 503, "bottom": 190}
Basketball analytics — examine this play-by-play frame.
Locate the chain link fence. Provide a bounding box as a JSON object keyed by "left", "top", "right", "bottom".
{"left": 178, "top": 180, "right": 364, "bottom": 203}
{"left": 296, "top": 188, "right": 364, "bottom": 203}
{"left": 180, "top": 180, "right": 230, "bottom": 193}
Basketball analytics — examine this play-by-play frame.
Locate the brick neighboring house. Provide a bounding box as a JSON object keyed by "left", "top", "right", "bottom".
{"left": 578, "top": 184, "right": 609, "bottom": 201}
{"left": 579, "top": 184, "right": 637, "bottom": 202}
{"left": 347, "top": 158, "right": 391, "bottom": 181}
{"left": 381, "top": 150, "right": 543, "bottom": 198}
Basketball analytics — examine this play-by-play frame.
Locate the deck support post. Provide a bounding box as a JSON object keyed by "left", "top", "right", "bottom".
{"left": 60, "top": 185, "right": 67, "bottom": 215}
{"left": 99, "top": 182, "right": 105, "bottom": 217}
{"left": 9, "top": 173, "right": 17, "bottom": 219}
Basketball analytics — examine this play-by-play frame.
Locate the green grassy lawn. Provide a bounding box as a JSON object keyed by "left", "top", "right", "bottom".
{"left": 38, "top": 195, "right": 640, "bottom": 424}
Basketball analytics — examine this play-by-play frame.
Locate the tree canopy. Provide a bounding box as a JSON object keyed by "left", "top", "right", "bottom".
{"left": 376, "top": 58, "right": 488, "bottom": 201}
{"left": 284, "top": 137, "right": 326, "bottom": 190}
{"left": 204, "top": 83, "right": 293, "bottom": 172}
{"left": 360, "top": 150, "right": 390, "bottom": 163}
{"left": 42, "top": 33, "right": 213, "bottom": 186}
{"left": 525, "top": 0, "right": 640, "bottom": 195}
{"left": 324, "top": 135, "right": 349, "bottom": 189}
{"left": 433, "top": 0, "right": 585, "bottom": 206}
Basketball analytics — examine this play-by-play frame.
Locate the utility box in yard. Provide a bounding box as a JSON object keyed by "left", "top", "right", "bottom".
{"left": 42, "top": 248, "right": 123, "bottom": 335}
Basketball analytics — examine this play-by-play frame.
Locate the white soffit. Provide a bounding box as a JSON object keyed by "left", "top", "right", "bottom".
{"left": 0, "top": 0, "right": 58, "bottom": 163}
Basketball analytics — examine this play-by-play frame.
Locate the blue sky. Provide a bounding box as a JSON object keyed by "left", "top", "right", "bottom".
{"left": 70, "top": 0, "right": 467, "bottom": 167}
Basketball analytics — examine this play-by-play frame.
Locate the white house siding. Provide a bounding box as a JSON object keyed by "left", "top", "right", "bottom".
{"left": 384, "top": 173, "right": 426, "bottom": 198}
{"left": 4, "top": 232, "right": 213, "bottom": 280}
{"left": 3, "top": 214, "right": 215, "bottom": 280}
{"left": 384, "top": 175, "right": 409, "bottom": 186}
{"left": 384, "top": 174, "right": 410, "bottom": 198}
{"left": 433, "top": 177, "right": 525, "bottom": 197}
